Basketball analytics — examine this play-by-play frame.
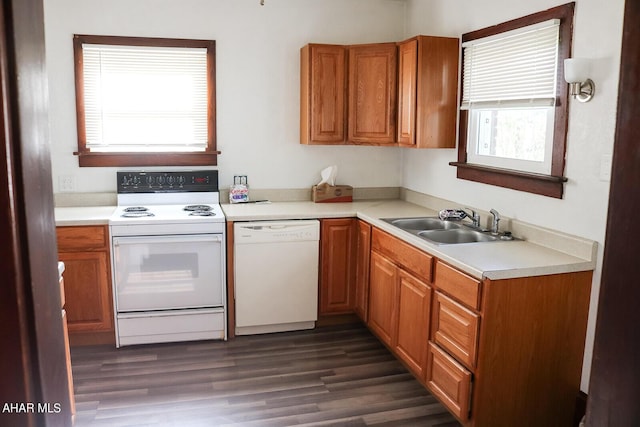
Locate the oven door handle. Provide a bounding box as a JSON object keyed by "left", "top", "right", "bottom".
{"left": 113, "top": 234, "right": 223, "bottom": 246}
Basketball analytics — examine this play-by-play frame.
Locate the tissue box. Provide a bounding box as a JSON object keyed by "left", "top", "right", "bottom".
{"left": 311, "top": 185, "right": 353, "bottom": 203}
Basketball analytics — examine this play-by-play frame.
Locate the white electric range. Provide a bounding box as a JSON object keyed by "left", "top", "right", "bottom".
{"left": 109, "top": 170, "right": 227, "bottom": 347}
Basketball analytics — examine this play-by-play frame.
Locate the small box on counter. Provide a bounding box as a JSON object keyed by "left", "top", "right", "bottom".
{"left": 311, "top": 184, "right": 353, "bottom": 203}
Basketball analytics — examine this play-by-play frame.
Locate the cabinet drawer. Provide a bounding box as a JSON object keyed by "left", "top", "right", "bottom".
{"left": 57, "top": 225, "right": 109, "bottom": 251}
{"left": 432, "top": 291, "right": 479, "bottom": 369}
{"left": 372, "top": 228, "right": 432, "bottom": 283}
{"left": 434, "top": 261, "right": 481, "bottom": 310}
{"left": 426, "top": 341, "right": 472, "bottom": 421}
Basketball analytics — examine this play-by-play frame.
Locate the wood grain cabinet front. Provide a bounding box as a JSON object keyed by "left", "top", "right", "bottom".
{"left": 301, "top": 35, "right": 459, "bottom": 148}
{"left": 395, "top": 269, "right": 431, "bottom": 378}
{"left": 368, "top": 227, "right": 433, "bottom": 379}
{"left": 354, "top": 220, "right": 371, "bottom": 322}
{"left": 426, "top": 341, "right": 472, "bottom": 421}
{"left": 319, "top": 218, "right": 357, "bottom": 315}
{"left": 57, "top": 225, "right": 114, "bottom": 345}
{"left": 363, "top": 226, "right": 592, "bottom": 426}
{"left": 367, "top": 251, "right": 398, "bottom": 347}
{"left": 432, "top": 291, "right": 479, "bottom": 370}
{"left": 396, "top": 36, "right": 459, "bottom": 148}
{"left": 347, "top": 43, "right": 397, "bottom": 145}
{"left": 300, "top": 44, "right": 347, "bottom": 145}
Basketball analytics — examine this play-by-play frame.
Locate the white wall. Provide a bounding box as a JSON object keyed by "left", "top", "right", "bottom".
{"left": 404, "top": 0, "right": 625, "bottom": 391}
{"left": 44, "top": 0, "right": 407, "bottom": 193}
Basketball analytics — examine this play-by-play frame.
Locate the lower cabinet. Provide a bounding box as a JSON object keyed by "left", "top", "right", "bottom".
{"left": 368, "top": 228, "right": 433, "bottom": 379}
{"left": 354, "top": 220, "right": 371, "bottom": 322}
{"left": 426, "top": 341, "right": 472, "bottom": 420}
{"left": 395, "top": 270, "right": 431, "bottom": 378}
{"left": 57, "top": 225, "right": 115, "bottom": 345}
{"left": 363, "top": 225, "right": 592, "bottom": 427}
{"left": 368, "top": 251, "right": 398, "bottom": 347}
{"left": 319, "top": 218, "right": 357, "bottom": 315}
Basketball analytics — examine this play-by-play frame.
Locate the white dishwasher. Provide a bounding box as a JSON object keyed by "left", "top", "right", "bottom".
{"left": 234, "top": 220, "right": 319, "bottom": 335}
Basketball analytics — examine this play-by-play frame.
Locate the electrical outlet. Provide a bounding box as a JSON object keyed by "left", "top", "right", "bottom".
{"left": 59, "top": 175, "right": 76, "bottom": 192}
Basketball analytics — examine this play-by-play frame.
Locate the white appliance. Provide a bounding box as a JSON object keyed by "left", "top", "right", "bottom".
{"left": 234, "top": 220, "right": 320, "bottom": 335}
{"left": 109, "top": 170, "right": 226, "bottom": 347}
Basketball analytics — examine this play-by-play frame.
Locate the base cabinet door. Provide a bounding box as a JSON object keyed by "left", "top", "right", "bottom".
{"left": 58, "top": 251, "right": 112, "bottom": 332}
{"left": 367, "top": 251, "right": 398, "bottom": 346}
{"left": 57, "top": 225, "right": 114, "bottom": 344}
{"left": 319, "top": 218, "right": 357, "bottom": 315}
{"left": 395, "top": 270, "right": 431, "bottom": 378}
{"left": 354, "top": 220, "right": 371, "bottom": 322}
{"left": 426, "top": 342, "right": 472, "bottom": 421}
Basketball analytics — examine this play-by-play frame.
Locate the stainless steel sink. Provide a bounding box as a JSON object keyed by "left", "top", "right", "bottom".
{"left": 385, "top": 217, "right": 462, "bottom": 231}
{"left": 418, "top": 229, "right": 499, "bottom": 244}
{"left": 382, "top": 216, "right": 513, "bottom": 245}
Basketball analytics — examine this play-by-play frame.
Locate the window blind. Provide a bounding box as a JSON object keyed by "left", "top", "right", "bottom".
{"left": 461, "top": 19, "right": 560, "bottom": 110}
{"left": 82, "top": 44, "right": 208, "bottom": 152}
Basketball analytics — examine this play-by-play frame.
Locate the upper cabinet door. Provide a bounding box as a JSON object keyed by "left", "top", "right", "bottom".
{"left": 397, "top": 39, "right": 418, "bottom": 146}
{"left": 300, "top": 44, "right": 347, "bottom": 144}
{"left": 348, "top": 43, "right": 397, "bottom": 145}
{"left": 398, "top": 36, "right": 459, "bottom": 149}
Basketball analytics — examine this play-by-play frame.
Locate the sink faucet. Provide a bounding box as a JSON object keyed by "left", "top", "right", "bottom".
{"left": 440, "top": 208, "right": 481, "bottom": 228}
{"left": 490, "top": 209, "right": 501, "bottom": 235}
{"left": 462, "top": 208, "right": 481, "bottom": 228}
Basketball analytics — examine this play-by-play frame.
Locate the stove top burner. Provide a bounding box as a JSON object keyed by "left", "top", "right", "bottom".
{"left": 189, "top": 211, "right": 216, "bottom": 217}
{"left": 184, "top": 205, "right": 212, "bottom": 212}
{"left": 124, "top": 206, "right": 149, "bottom": 212}
{"left": 121, "top": 211, "right": 155, "bottom": 218}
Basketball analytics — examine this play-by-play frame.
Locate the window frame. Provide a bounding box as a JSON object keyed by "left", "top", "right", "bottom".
{"left": 451, "top": 3, "right": 574, "bottom": 199}
{"left": 73, "top": 34, "right": 219, "bottom": 167}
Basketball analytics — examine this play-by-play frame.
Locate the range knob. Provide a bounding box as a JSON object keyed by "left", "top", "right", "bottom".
{"left": 157, "top": 176, "right": 165, "bottom": 185}
{"left": 168, "top": 176, "right": 175, "bottom": 185}
{"left": 146, "top": 176, "right": 155, "bottom": 185}
{"left": 132, "top": 176, "right": 140, "bottom": 186}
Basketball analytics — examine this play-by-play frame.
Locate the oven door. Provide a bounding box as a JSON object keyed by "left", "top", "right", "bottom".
{"left": 112, "top": 234, "right": 224, "bottom": 312}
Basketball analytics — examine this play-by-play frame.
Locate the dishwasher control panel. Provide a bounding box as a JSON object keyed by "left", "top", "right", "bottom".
{"left": 234, "top": 220, "right": 320, "bottom": 244}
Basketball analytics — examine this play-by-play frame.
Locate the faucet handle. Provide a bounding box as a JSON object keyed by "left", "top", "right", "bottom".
{"left": 489, "top": 209, "right": 501, "bottom": 234}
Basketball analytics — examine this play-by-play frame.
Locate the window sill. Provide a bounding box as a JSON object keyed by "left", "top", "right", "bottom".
{"left": 75, "top": 151, "right": 220, "bottom": 167}
{"left": 449, "top": 162, "right": 567, "bottom": 199}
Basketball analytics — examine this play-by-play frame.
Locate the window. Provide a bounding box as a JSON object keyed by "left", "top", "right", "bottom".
{"left": 73, "top": 35, "right": 218, "bottom": 167}
{"left": 451, "top": 3, "right": 574, "bottom": 198}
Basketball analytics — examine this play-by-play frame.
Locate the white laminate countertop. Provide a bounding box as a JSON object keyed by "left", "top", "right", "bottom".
{"left": 55, "top": 206, "right": 116, "bottom": 226}
{"left": 53, "top": 200, "right": 596, "bottom": 281}
{"left": 222, "top": 200, "right": 596, "bottom": 281}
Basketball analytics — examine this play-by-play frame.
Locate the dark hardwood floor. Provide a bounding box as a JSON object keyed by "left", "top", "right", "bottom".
{"left": 71, "top": 323, "right": 461, "bottom": 426}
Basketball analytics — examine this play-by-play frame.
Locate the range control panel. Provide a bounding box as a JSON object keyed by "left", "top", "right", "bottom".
{"left": 116, "top": 170, "right": 219, "bottom": 193}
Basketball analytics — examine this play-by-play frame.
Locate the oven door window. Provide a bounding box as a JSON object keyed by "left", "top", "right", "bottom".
{"left": 112, "top": 234, "right": 224, "bottom": 311}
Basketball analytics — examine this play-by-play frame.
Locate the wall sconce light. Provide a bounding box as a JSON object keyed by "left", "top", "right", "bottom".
{"left": 564, "top": 58, "right": 595, "bottom": 102}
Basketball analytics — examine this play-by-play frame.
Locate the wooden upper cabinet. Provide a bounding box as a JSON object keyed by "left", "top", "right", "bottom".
{"left": 348, "top": 43, "right": 397, "bottom": 145}
{"left": 397, "top": 36, "right": 459, "bottom": 149}
{"left": 300, "top": 44, "right": 347, "bottom": 144}
{"left": 397, "top": 39, "right": 418, "bottom": 146}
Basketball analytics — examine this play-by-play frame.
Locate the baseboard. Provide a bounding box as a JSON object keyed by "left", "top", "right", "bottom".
{"left": 316, "top": 313, "right": 361, "bottom": 327}
{"left": 69, "top": 330, "right": 115, "bottom": 346}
